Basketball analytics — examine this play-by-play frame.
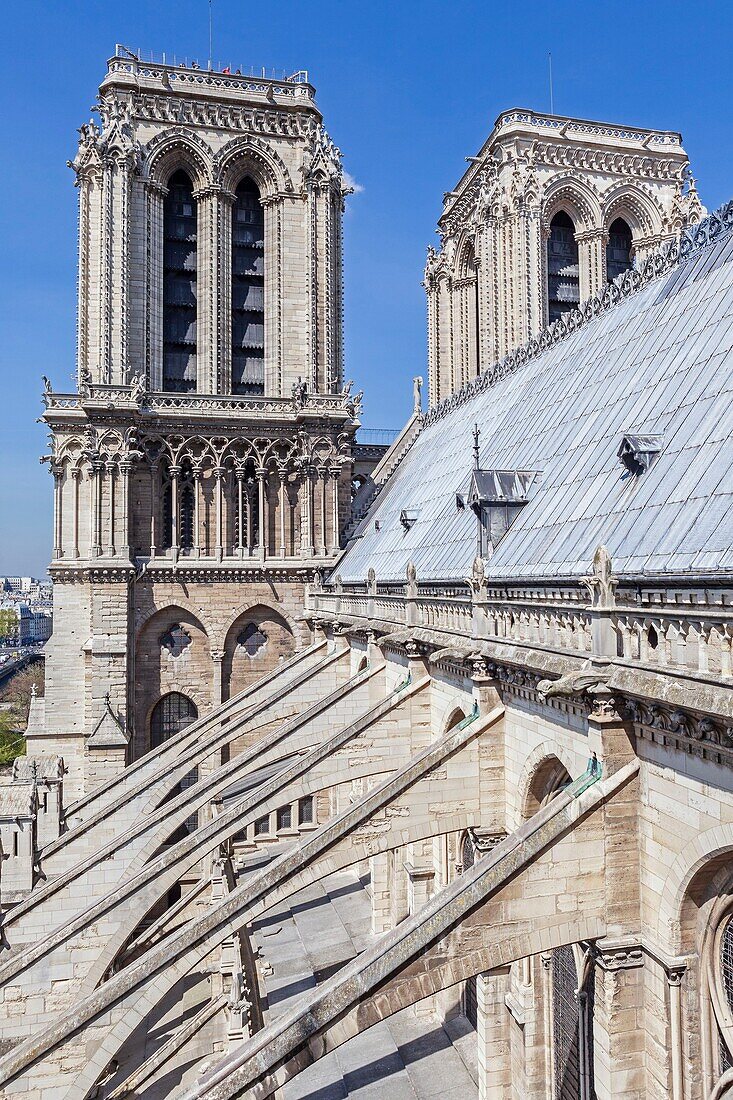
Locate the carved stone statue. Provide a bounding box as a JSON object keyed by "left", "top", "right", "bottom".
{"left": 467, "top": 555, "right": 486, "bottom": 594}
{"left": 78, "top": 365, "right": 92, "bottom": 400}
{"left": 367, "top": 567, "right": 377, "bottom": 595}
{"left": 412, "top": 376, "right": 423, "bottom": 414}
{"left": 129, "top": 371, "right": 147, "bottom": 404}
{"left": 291, "top": 379, "right": 308, "bottom": 409}
{"left": 406, "top": 560, "right": 418, "bottom": 596}
{"left": 581, "top": 545, "right": 618, "bottom": 610}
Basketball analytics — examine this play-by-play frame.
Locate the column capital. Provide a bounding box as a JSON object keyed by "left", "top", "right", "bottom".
{"left": 144, "top": 180, "right": 168, "bottom": 199}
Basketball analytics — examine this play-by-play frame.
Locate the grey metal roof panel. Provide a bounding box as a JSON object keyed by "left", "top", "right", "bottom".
{"left": 338, "top": 226, "right": 733, "bottom": 583}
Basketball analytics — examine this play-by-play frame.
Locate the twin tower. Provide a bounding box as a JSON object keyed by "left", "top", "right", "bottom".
{"left": 37, "top": 51, "right": 701, "bottom": 796}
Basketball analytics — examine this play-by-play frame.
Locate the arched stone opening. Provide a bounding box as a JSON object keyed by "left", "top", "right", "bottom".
{"left": 222, "top": 604, "right": 295, "bottom": 702}
{"left": 231, "top": 177, "right": 265, "bottom": 395}
{"left": 606, "top": 217, "right": 633, "bottom": 282}
{"left": 523, "top": 754, "right": 573, "bottom": 819}
{"left": 150, "top": 691, "right": 198, "bottom": 748}
{"left": 134, "top": 606, "right": 210, "bottom": 758}
{"left": 455, "top": 238, "right": 479, "bottom": 388}
{"left": 547, "top": 211, "right": 580, "bottom": 323}
{"left": 162, "top": 169, "right": 198, "bottom": 393}
{"left": 551, "top": 943, "right": 595, "bottom": 1099}
{"left": 444, "top": 705, "right": 467, "bottom": 734}
{"left": 678, "top": 853, "right": 733, "bottom": 1093}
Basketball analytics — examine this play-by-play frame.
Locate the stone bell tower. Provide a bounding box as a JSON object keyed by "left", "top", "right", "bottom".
{"left": 425, "top": 108, "right": 702, "bottom": 405}
{"left": 36, "top": 49, "right": 362, "bottom": 798}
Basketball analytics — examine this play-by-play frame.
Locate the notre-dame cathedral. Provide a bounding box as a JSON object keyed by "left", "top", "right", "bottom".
{"left": 2, "top": 45, "right": 732, "bottom": 1100}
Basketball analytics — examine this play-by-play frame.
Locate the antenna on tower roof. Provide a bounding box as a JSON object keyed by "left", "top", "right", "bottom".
{"left": 548, "top": 52, "right": 554, "bottom": 114}
{"left": 208, "top": 0, "right": 213, "bottom": 70}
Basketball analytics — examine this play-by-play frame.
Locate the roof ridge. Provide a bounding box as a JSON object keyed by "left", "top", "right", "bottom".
{"left": 423, "top": 198, "right": 733, "bottom": 430}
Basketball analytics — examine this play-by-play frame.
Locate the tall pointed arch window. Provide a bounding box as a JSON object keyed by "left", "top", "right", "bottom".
{"left": 547, "top": 211, "right": 580, "bottom": 323}
{"left": 606, "top": 218, "right": 633, "bottom": 282}
{"left": 163, "top": 171, "right": 198, "bottom": 392}
{"left": 232, "top": 178, "right": 265, "bottom": 395}
{"left": 552, "top": 944, "right": 595, "bottom": 1099}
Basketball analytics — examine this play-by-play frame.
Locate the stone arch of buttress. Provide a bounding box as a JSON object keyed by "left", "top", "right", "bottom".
{"left": 517, "top": 744, "right": 577, "bottom": 821}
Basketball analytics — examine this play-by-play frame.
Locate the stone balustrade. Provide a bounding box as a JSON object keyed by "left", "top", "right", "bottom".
{"left": 308, "top": 579, "right": 733, "bottom": 682}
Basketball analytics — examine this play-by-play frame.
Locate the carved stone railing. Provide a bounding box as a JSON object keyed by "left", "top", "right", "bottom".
{"left": 43, "top": 387, "right": 357, "bottom": 420}
{"left": 308, "top": 581, "right": 733, "bottom": 682}
{"left": 105, "top": 52, "right": 315, "bottom": 102}
{"left": 494, "top": 110, "right": 683, "bottom": 147}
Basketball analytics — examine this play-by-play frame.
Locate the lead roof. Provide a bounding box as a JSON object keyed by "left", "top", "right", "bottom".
{"left": 338, "top": 208, "right": 733, "bottom": 584}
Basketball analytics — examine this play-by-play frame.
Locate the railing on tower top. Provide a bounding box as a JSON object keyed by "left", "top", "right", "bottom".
{"left": 111, "top": 44, "right": 310, "bottom": 88}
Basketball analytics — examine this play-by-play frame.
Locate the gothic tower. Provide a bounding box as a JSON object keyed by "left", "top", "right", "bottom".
{"left": 425, "top": 108, "right": 702, "bottom": 405}
{"left": 37, "top": 50, "right": 360, "bottom": 797}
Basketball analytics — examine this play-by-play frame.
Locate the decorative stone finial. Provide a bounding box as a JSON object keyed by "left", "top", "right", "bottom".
{"left": 581, "top": 545, "right": 618, "bottom": 610}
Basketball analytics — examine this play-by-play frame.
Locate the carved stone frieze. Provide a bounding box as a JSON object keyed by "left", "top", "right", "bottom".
{"left": 623, "top": 697, "right": 733, "bottom": 753}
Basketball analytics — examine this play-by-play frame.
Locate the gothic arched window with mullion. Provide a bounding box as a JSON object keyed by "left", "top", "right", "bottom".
{"left": 162, "top": 170, "right": 198, "bottom": 393}
{"left": 231, "top": 177, "right": 265, "bottom": 395}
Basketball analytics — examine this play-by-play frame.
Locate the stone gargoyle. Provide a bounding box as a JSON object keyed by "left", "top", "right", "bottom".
{"left": 537, "top": 661, "right": 612, "bottom": 701}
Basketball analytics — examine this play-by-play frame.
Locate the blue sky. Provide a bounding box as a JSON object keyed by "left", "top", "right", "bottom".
{"left": 1, "top": 0, "right": 732, "bottom": 577}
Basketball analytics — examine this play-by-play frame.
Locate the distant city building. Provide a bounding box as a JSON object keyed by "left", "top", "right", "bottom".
{"left": 1, "top": 577, "right": 35, "bottom": 594}
{"left": 0, "top": 603, "right": 52, "bottom": 645}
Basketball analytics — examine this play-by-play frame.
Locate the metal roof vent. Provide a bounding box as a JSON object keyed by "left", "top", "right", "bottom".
{"left": 400, "top": 509, "right": 419, "bottom": 531}
{"left": 617, "top": 434, "right": 663, "bottom": 476}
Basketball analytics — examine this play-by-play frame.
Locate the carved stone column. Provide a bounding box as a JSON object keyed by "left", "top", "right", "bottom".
{"left": 118, "top": 457, "right": 132, "bottom": 559}
{"left": 145, "top": 181, "right": 166, "bottom": 391}
{"left": 318, "top": 467, "right": 328, "bottom": 557}
{"left": 101, "top": 150, "right": 135, "bottom": 384}
{"left": 211, "top": 648, "right": 225, "bottom": 709}
{"left": 425, "top": 273, "right": 440, "bottom": 405}
{"left": 278, "top": 470, "right": 287, "bottom": 558}
{"left": 329, "top": 466, "right": 341, "bottom": 554}
{"left": 216, "top": 189, "right": 235, "bottom": 395}
{"left": 577, "top": 229, "right": 607, "bottom": 302}
{"left": 148, "top": 462, "right": 158, "bottom": 557}
{"left": 300, "top": 467, "right": 315, "bottom": 557}
{"left": 51, "top": 462, "right": 64, "bottom": 560}
{"left": 256, "top": 469, "right": 267, "bottom": 559}
{"left": 666, "top": 961, "right": 687, "bottom": 1100}
{"left": 192, "top": 467, "right": 202, "bottom": 557}
{"left": 213, "top": 466, "right": 224, "bottom": 561}
{"left": 592, "top": 941, "right": 645, "bottom": 1100}
{"left": 90, "top": 459, "right": 103, "bottom": 557}
{"left": 477, "top": 967, "right": 512, "bottom": 1100}
{"left": 104, "top": 460, "right": 116, "bottom": 557}
{"left": 235, "top": 468, "right": 245, "bottom": 557}
{"left": 193, "top": 186, "right": 214, "bottom": 394}
{"left": 262, "top": 195, "right": 284, "bottom": 396}
{"left": 70, "top": 468, "right": 80, "bottom": 558}
{"left": 169, "top": 465, "right": 180, "bottom": 557}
